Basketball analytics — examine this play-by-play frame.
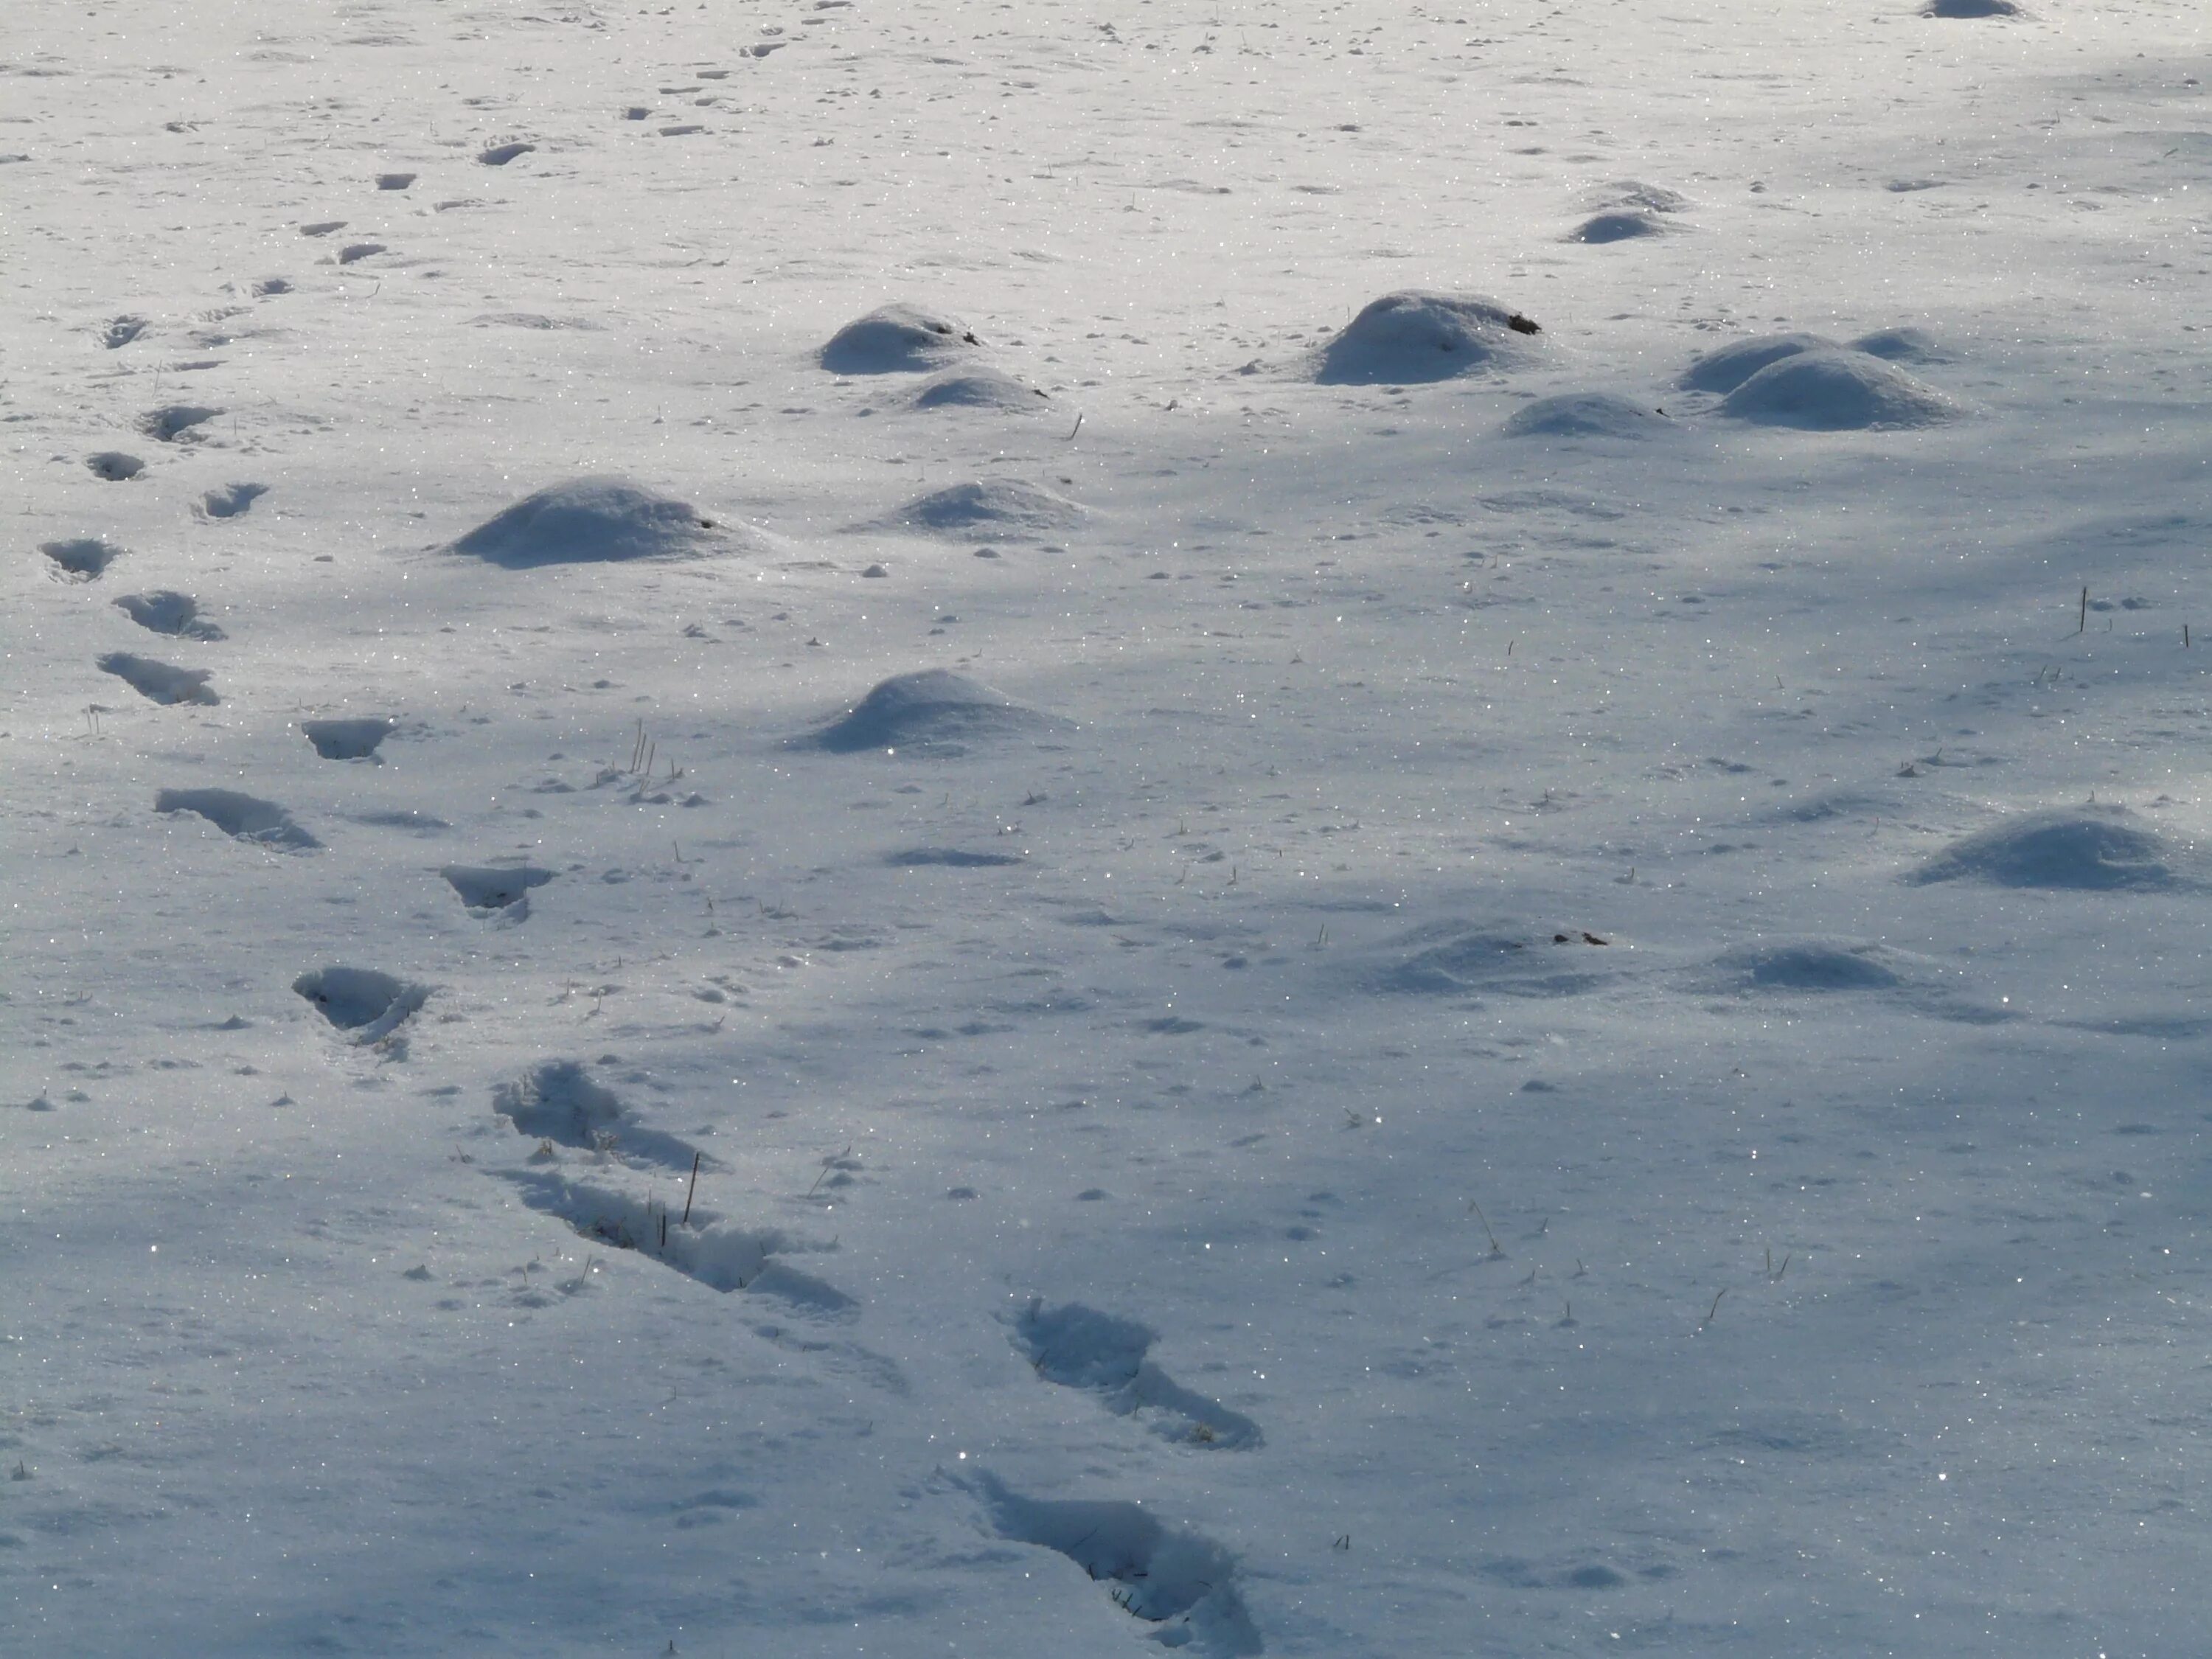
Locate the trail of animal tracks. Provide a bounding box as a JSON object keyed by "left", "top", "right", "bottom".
{"left": 6, "top": 1, "right": 2210, "bottom": 1654}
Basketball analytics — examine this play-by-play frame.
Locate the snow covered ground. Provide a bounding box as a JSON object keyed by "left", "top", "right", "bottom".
{"left": 6, "top": 1, "right": 2210, "bottom": 1653}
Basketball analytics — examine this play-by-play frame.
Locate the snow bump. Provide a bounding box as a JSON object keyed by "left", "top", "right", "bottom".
{"left": 448, "top": 476, "right": 726, "bottom": 567}
{"left": 1909, "top": 807, "right": 2178, "bottom": 890}
{"left": 820, "top": 303, "right": 979, "bottom": 374}
{"left": 1721, "top": 350, "right": 1961, "bottom": 429}
{"left": 1312, "top": 291, "right": 1544, "bottom": 384}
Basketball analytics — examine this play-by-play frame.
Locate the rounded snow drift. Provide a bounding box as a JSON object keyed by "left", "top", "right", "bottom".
{"left": 866, "top": 479, "right": 1085, "bottom": 538}
{"left": 1570, "top": 210, "right": 1667, "bottom": 243}
{"left": 1313, "top": 291, "right": 1543, "bottom": 385}
{"left": 1679, "top": 333, "right": 1834, "bottom": 394}
{"left": 1716, "top": 941, "right": 1902, "bottom": 992}
{"left": 908, "top": 368, "right": 1048, "bottom": 411}
{"left": 821, "top": 304, "right": 979, "bottom": 375}
{"left": 1848, "top": 325, "right": 1944, "bottom": 363}
{"left": 794, "top": 669, "right": 1066, "bottom": 757}
{"left": 1501, "top": 392, "right": 1669, "bottom": 440}
{"left": 448, "top": 477, "right": 723, "bottom": 566}
{"left": 1908, "top": 807, "right": 2176, "bottom": 890}
{"left": 1722, "top": 350, "right": 1960, "bottom": 430}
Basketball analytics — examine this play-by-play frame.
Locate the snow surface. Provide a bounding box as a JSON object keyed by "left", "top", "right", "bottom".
{"left": 6, "top": 1, "right": 2212, "bottom": 1655}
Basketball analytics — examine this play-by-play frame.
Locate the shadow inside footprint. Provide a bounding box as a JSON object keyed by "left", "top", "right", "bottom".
{"left": 1015, "top": 1299, "right": 1262, "bottom": 1449}
{"left": 300, "top": 717, "right": 394, "bottom": 760}
{"left": 99, "top": 652, "right": 218, "bottom": 706}
{"left": 114, "top": 591, "right": 224, "bottom": 639}
{"left": 42, "top": 539, "right": 124, "bottom": 581}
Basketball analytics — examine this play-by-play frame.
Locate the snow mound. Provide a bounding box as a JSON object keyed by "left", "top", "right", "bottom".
{"left": 1909, "top": 807, "right": 2177, "bottom": 890}
{"left": 293, "top": 966, "right": 430, "bottom": 1043}
{"left": 795, "top": 669, "right": 1066, "bottom": 756}
{"left": 1372, "top": 921, "right": 1612, "bottom": 998}
{"left": 1849, "top": 325, "right": 1944, "bottom": 362}
{"left": 866, "top": 479, "right": 1085, "bottom": 538}
{"left": 1722, "top": 350, "right": 1961, "bottom": 429}
{"left": 1597, "top": 181, "right": 1691, "bottom": 214}
{"left": 1713, "top": 940, "right": 1903, "bottom": 992}
{"left": 1570, "top": 209, "right": 1668, "bottom": 243}
{"left": 1925, "top": 0, "right": 2021, "bottom": 15}
{"left": 155, "top": 787, "right": 319, "bottom": 850}
{"left": 1312, "top": 291, "right": 1543, "bottom": 384}
{"left": 448, "top": 477, "right": 726, "bottom": 566}
{"left": 1679, "top": 333, "right": 1834, "bottom": 394}
{"left": 907, "top": 368, "right": 1048, "bottom": 411}
{"left": 1501, "top": 392, "right": 1669, "bottom": 439}
{"left": 821, "top": 303, "right": 978, "bottom": 374}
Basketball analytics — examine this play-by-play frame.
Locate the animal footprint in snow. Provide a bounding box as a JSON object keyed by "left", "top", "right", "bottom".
{"left": 293, "top": 966, "right": 431, "bottom": 1043}
{"left": 41, "top": 538, "right": 124, "bottom": 582}
{"left": 87, "top": 451, "right": 145, "bottom": 481}
{"left": 139, "top": 405, "right": 220, "bottom": 443}
{"left": 155, "top": 787, "right": 320, "bottom": 850}
{"left": 299, "top": 717, "right": 394, "bottom": 760}
{"left": 100, "top": 315, "right": 149, "bottom": 349}
{"left": 98, "top": 652, "right": 218, "bottom": 706}
{"left": 493, "top": 1060, "right": 696, "bottom": 1169}
{"left": 972, "top": 1473, "right": 1265, "bottom": 1656}
{"left": 114, "top": 591, "right": 224, "bottom": 639}
{"left": 198, "top": 482, "right": 267, "bottom": 519}
{"left": 442, "top": 863, "right": 552, "bottom": 917}
{"left": 1014, "top": 1299, "right": 1262, "bottom": 1449}
{"left": 499, "top": 1169, "right": 855, "bottom": 1315}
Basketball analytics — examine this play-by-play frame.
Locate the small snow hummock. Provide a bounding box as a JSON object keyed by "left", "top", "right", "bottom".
{"left": 1312, "top": 291, "right": 1545, "bottom": 384}
{"left": 794, "top": 669, "right": 1067, "bottom": 756}
{"left": 821, "top": 304, "right": 980, "bottom": 374}
{"left": 1501, "top": 392, "right": 1669, "bottom": 439}
{"left": 1908, "top": 806, "right": 2177, "bottom": 890}
{"left": 1720, "top": 350, "right": 1960, "bottom": 430}
{"left": 448, "top": 477, "right": 726, "bottom": 566}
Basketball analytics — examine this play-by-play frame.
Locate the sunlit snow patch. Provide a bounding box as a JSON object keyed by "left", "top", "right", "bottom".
{"left": 794, "top": 669, "right": 1068, "bottom": 757}
{"left": 448, "top": 476, "right": 728, "bottom": 566}
{"left": 1907, "top": 806, "right": 2177, "bottom": 890}
{"left": 1312, "top": 291, "right": 1544, "bottom": 384}
{"left": 1501, "top": 392, "right": 1669, "bottom": 439}
{"left": 293, "top": 966, "right": 430, "bottom": 1042}
{"left": 820, "top": 303, "right": 979, "bottom": 374}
